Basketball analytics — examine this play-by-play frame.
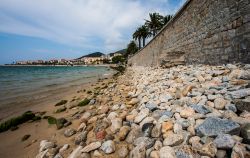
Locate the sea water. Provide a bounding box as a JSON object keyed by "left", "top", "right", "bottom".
{"left": 0, "top": 66, "right": 112, "bottom": 112}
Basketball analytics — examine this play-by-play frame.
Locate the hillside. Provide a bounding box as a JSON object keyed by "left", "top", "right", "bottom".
{"left": 78, "top": 52, "right": 104, "bottom": 59}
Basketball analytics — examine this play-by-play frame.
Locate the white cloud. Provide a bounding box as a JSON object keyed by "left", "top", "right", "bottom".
{"left": 0, "top": 0, "right": 183, "bottom": 52}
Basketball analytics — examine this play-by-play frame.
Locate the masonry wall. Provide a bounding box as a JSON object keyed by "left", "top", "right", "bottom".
{"left": 128, "top": 0, "right": 250, "bottom": 67}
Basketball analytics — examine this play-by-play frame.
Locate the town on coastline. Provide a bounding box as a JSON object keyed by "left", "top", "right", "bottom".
{"left": 10, "top": 50, "right": 125, "bottom": 66}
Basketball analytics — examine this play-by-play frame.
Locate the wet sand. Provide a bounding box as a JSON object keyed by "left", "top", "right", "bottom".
{"left": 0, "top": 76, "right": 114, "bottom": 158}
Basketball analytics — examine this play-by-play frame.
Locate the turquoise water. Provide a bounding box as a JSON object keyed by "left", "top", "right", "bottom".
{"left": 0, "top": 66, "right": 112, "bottom": 109}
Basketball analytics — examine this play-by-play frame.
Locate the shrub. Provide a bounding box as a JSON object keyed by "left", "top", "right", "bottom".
{"left": 77, "top": 98, "right": 90, "bottom": 106}
{"left": 55, "top": 100, "right": 67, "bottom": 106}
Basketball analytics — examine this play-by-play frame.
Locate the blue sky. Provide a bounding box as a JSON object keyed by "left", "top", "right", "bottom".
{"left": 0, "top": 0, "right": 186, "bottom": 64}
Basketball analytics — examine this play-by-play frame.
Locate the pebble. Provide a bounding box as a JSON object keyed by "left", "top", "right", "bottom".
{"left": 64, "top": 128, "right": 76, "bottom": 137}
{"left": 81, "top": 142, "right": 101, "bottom": 153}
{"left": 159, "top": 146, "right": 176, "bottom": 158}
{"left": 100, "top": 140, "right": 115, "bottom": 154}
{"left": 163, "top": 133, "right": 184, "bottom": 146}
{"left": 214, "top": 134, "right": 235, "bottom": 149}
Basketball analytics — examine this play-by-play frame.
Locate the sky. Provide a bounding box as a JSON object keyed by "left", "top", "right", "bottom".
{"left": 0, "top": 0, "right": 186, "bottom": 64}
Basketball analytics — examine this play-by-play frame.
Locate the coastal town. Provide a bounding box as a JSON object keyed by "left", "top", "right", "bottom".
{"left": 13, "top": 51, "right": 124, "bottom": 66}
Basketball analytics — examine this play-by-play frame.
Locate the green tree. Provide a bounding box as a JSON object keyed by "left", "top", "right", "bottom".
{"left": 145, "top": 12, "right": 164, "bottom": 36}
{"left": 126, "top": 41, "right": 138, "bottom": 57}
{"left": 162, "top": 15, "right": 173, "bottom": 26}
{"left": 112, "top": 55, "right": 125, "bottom": 64}
{"left": 138, "top": 25, "right": 151, "bottom": 47}
{"left": 133, "top": 28, "right": 142, "bottom": 49}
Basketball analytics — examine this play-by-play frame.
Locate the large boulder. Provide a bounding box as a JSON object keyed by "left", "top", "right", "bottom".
{"left": 195, "top": 117, "right": 240, "bottom": 137}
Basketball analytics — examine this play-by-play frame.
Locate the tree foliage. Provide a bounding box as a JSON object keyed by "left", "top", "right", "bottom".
{"left": 126, "top": 41, "right": 138, "bottom": 57}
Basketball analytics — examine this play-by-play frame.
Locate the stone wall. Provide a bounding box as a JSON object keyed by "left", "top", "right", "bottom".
{"left": 128, "top": 0, "right": 250, "bottom": 67}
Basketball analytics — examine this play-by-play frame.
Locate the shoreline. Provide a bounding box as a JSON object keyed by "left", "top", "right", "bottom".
{"left": 1, "top": 64, "right": 117, "bottom": 67}
{"left": 0, "top": 71, "right": 116, "bottom": 158}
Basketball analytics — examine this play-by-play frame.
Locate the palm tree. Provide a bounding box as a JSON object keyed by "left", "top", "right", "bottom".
{"left": 145, "top": 12, "right": 164, "bottom": 36}
{"left": 138, "top": 25, "right": 151, "bottom": 47}
{"left": 162, "top": 15, "right": 173, "bottom": 26}
{"left": 133, "top": 28, "right": 142, "bottom": 49}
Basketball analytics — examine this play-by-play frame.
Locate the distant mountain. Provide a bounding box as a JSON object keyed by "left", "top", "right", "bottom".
{"left": 109, "top": 49, "right": 127, "bottom": 56}
{"left": 78, "top": 52, "right": 104, "bottom": 59}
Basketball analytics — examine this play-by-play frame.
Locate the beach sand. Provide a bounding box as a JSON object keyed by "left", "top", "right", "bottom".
{"left": 0, "top": 76, "right": 114, "bottom": 158}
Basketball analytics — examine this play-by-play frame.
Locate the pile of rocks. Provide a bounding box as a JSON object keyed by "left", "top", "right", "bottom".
{"left": 36, "top": 64, "right": 250, "bottom": 158}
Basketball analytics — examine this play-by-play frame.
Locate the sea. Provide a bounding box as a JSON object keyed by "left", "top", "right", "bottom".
{"left": 0, "top": 66, "right": 113, "bottom": 119}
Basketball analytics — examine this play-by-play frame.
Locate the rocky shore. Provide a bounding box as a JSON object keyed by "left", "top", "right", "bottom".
{"left": 36, "top": 64, "right": 250, "bottom": 158}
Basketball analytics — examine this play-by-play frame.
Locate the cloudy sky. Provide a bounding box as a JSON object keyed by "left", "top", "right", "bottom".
{"left": 0, "top": 0, "right": 186, "bottom": 64}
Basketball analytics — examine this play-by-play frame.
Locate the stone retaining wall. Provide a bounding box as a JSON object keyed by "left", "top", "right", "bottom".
{"left": 128, "top": 0, "right": 250, "bottom": 67}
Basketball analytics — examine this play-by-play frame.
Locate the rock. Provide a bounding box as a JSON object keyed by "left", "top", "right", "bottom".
{"left": 162, "top": 121, "right": 173, "bottom": 134}
{"left": 134, "top": 137, "right": 155, "bottom": 149}
{"left": 89, "top": 99, "right": 96, "bottom": 105}
{"left": 128, "top": 98, "right": 140, "bottom": 105}
{"left": 235, "top": 98, "right": 250, "bottom": 112}
{"left": 95, "top": 130, "right": 106, "bottom": 140}
{"left": 241, "top": 123, "right": 250, "bottom": 144}
{"left": 214, "top": 134, "right": 235, "bottom": 149}
{"left": 100, "top": 140, "right": 115, "bottom": 154}
{"left": 134, "top": 108, "right": 149, "bottom": 123}
{"left": 215, "top": 150, "right": 227, "bottom": 158}
{"left": 163, "top": 134, "right": 184, "bottom": 146}
{"left": 145, "top": 102, "right": 158, "bottom": 111}
{"left": 195, "top": 117, "right": 240, "bottom": 137}
{"left": 54, "top": 154, "right": 63, "bottom": 158}
{"left": 126, "top": 125, "right": 140, "bottom": 143}
{"left": 182, "top": 85, "right": 193, "bottom": 97}
{"left": 130, "top": 143, "right": 146, "bottom": 158}
{"left": 81, "top": 141, "right": 101, "bottom": 153}
{"left": 173, "top": 123, "right": 182, "bottom": 133}
{"left": 56, "top": 118, "right": 68, "bottom": 129}
{"left": 117, "top": 126, "right": 130, "bottom": 141}
{"left": 180, "top": 107, "right": 195, "bottom": 118}
{"left": 142, "top": 123, "right": 154, "bottom": 137}
{"left": 112, "top": 104, "right": 120, "bottom": 110}
{"left": 87, "top": 116, "right": 97, "bottom": 124}
{"left": 77, "top": 122, "right": 86, "bottom": 132}
{"left": 64, "top": 128, "right": 76, "bottom": 137}
{"left": 154, "top": 140, "right": 162, "bottom": 150}
{"left": 151, "top": 123, "right": 161, "bottom": 138}
{"left": 159, "top": 94, "right": 173, "bottom": 103}
{"left": 39, "top": 140, "right": 55, "bottom": 152}
{"left": 198, "top": 142, "right": 217, "bottom": 157}
{"left": 230, "top": 88, "right": 250, "bottom": 99}
{"left": 68, "top": 146, "right": 83, "bottom": 158}
{"left": 93, "top": 150, "right": 102, "bottom": 157}
{"left": 117, "top": 146, "right": 129, "bottom": 158}
{"left": 159, "top": 146, "right": 176, "bottom": 158}
{"left": 110, "top": 118, "right": 122, "bottom": 133}
{"left": 152, "top": 110, "right": 173, "bottom": 120}
{"left": 150, "top": 150, "right": 159, "bottom": 158}
{"left": 240, "top": 70, "right": 250, "bottom": 80}
{"left": 214, "top": 98, "right": 228, "bottom": 110}
{"left": 190, "top": 105, "right": 210, "bottom": 114}
{"left": 80, "top": 112, "right": 91, "bottom": 122}
{"left": 231, "top": 142, "right": 250, "bottom": 158}
{"left": 225, "top": 104, "right": 237, "bottom": 112}
{"left": 75, "top": 131, "right": 87, "bottom": 145}
{"left": 59, "top": 144, "right": 69, "bottom": 153}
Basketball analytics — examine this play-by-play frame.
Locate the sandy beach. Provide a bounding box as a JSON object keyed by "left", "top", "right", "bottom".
{"left": 0, "top": 73, "right": 114, "bottom": 158}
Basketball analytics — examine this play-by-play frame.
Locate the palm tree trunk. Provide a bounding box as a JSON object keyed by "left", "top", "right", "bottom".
{"left": 138, "top": 38, "right": 141, "bottom": 49}
{"left": 143, "top": 38, "right": 145, "bottom": 47}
